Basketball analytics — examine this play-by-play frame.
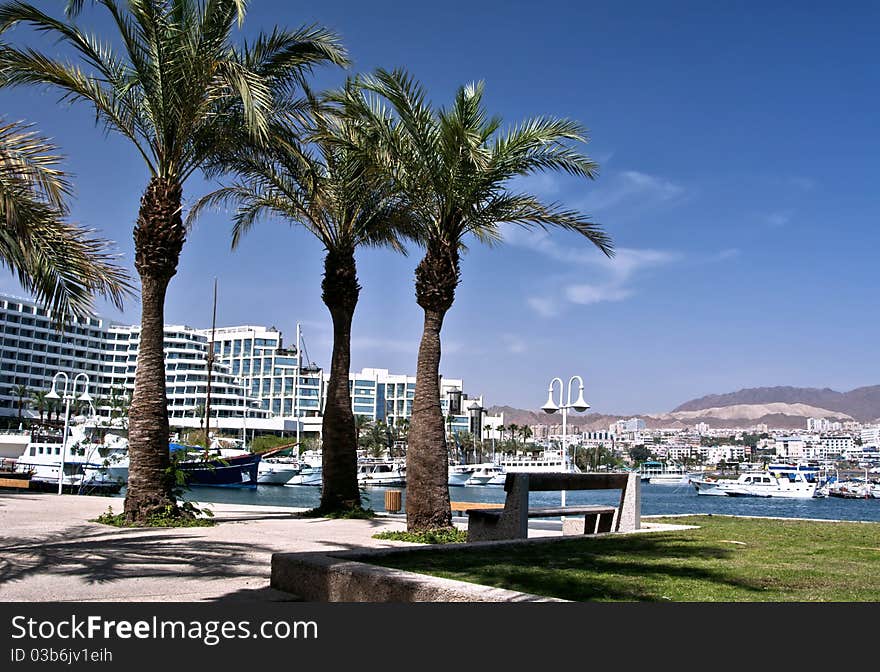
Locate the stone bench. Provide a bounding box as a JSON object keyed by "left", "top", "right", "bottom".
{"left": 466, "top": 472, "right": 641, "bottom": 542}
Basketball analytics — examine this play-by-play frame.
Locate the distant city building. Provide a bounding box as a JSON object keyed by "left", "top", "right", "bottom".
{"left": 610, "top": 417, "right": 647, "bottom": 435}
{"left": 694, "top": 422, "right": 710, "bottom": 435}
{"left": 807, "top": 417, "right": 842, "bottom": 432}
{"left": 860, "top": 426, "right": 880, "bottom": 448}
{"left": 821, "top": 435, "right": 854, "bottom": 457}
{"left": 773, "top": 436, "right": 807, "bottom": 459}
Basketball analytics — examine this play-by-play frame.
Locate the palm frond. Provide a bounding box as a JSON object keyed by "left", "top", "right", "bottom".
{"left": 0, "top": 118, "right": 133, "bottom": 317}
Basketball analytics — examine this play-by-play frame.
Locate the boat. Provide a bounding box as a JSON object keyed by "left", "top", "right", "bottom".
{"left": 169, "top": 444, "right": 261, "bottom": 489}
{"left": 257, "top": 457, "right": 300, "bottom": 485}
{"left": 285, "top": 465, "right": 322, "bottom": 486}
{"left": 638, "top": 461, "right": 697, "bottom": 485}
{"left": 13, "top": 421, "right": 126, "bottom": 494}
{"left": 448, "top": 463, "right": 475, "bottom": 486}
{"left": 690, "top": 471, "right": 820, "bottom": 498}
{"left": 465, "top": 464, "right": 506, "bottom": 486}
{"left": 497, "top": 449, "right": 579, "bottom": 475}
{"left": 0, "top": 429, "right": 32, "bottom": 460}
{"left": 357, "top": 460, "right": 406, "bottom": 487}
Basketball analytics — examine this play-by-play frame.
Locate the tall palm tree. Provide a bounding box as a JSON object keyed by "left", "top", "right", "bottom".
{"left": 189, "top": 113, "right": 417, "bottom": 513}
{"left": 12, "top": 383, "right": 29, "bottom": 421}
{"left": 0, "top": 119, "right": 130, "bottom": 317}
{"left": 30, "top": 389, "right": 47, "bottom": 424}
{"left": 335, "top": 69, "right": 613, "bottom": 530}
{"left": 0, "top": 0, "right": 348, "bottom": 521}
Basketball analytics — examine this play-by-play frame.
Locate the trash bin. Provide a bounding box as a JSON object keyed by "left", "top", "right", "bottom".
{"left": 384, "top": 489, "right": 402, "bottom": 513}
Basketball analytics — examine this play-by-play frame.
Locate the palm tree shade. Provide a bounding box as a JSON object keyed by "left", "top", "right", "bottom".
{"left": 0, "top": 0, "right": 348, "bottom": 521}
{"left": 334, "top": 69, "right": 613, "bottom": 531}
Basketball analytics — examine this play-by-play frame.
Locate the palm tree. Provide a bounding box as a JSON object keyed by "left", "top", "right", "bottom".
{"left": 335, "top": 69, "right": 613, "bottom": 531}
{"left": 0, "top": 0, "right": 348, "bottom": 522}
{"left": 30, "top": 389, "right": 47, "bottom": 424}
{"left": 508, "top": 423, "right": 519, "bottom": 447}
{"left": 12, "top": 383, "right": 29, "bottom": 421}
{"left": 520, "top": 424, "right": 532, "bottom": 447}
{"left": 190, "top": 113, "right": 416, "bottom": 513}
{"left": 0, "top": 119, "right": 131, "bottom": 317}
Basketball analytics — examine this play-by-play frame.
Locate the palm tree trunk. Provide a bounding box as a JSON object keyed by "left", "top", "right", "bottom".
{"left": 406, "top": 241, "right": 460, "bottom": 531}
{"left": 319, "top": 248, "right": 361, "bottom": 512}
{"left": 124, "top": 177, "right": 186, "bottom": 523}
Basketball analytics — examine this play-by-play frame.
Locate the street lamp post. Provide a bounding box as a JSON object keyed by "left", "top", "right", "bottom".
{"left": 45, "top": 372, "right": 92, "bottom": 495}
{"left": 541, "top": 376, "right": 590, "bottom": 509}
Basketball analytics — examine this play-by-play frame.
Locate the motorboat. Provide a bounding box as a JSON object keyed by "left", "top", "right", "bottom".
{"left": 357, "top": 460, "right": 406, "bottom": 487}
{"left": 285, "top": 465, "right": 322, "bottom": 486}
{"left": 691, "top": 471, "right": 819, "bottom": 498}
{"left": 257, "top": 457, "right": 300, "bottom": 485}
{"left": 638, "top": 461, "right": 697, "bottom": 485}
{"left": 448, "top": 463, "right": 475, "bottom": 486}
{"left": 465, "top": 464, "right": 506, "bottom": 486}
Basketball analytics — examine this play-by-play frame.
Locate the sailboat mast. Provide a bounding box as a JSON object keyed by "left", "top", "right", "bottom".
{"left": 204, "top": 278, "right": 218, "bottom": 450}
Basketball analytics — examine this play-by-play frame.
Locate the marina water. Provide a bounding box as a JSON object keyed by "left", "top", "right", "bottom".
{"left": 114, "top": 482, "right": 880, "bottom": 523}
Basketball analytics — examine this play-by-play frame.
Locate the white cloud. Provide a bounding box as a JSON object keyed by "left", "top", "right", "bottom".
{"left": 564, "top": 284, "right": 633, "bottom": 305}
{"left": 580, "top": 170, "right": 685, "bottom": 212}
{"left": 526, "top": 297, "right": 560, "bottom": 317}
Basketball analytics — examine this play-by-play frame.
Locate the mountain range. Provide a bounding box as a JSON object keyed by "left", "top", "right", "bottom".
{"left": 488, "top": 385, "right": 880, "bottom": 430}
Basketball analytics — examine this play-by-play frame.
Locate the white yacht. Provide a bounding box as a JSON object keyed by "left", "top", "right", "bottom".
{"left": 465, "top": 464, "right": 506, "bottom": 486}
{"left": 0, "top": 429, "right": 32, "bottom": 460}
{"left": 257, "top": 457, "right": 300, "bottom": 485}
{"left": 498, "top": 449, "right": 579, "bottom": 475}
{"left": 357, "top": 460, "right": 406, "bottom": 487}
{"left": 691, "top": 471, "right": 819, "bottom": 498}
{"left": 285, "top": 450, "right": 322, "bottom": 486}
{"left": 448, "top": 463, "right": 475, "bottom": 486}
{"left": 14, "top": 421, "right": 125, "bottom": 492}
{"left": 638, "top": 461, "right": 697, "bottom": 485}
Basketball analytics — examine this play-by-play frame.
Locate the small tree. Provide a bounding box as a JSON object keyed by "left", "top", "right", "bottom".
{"left": 628, "top": 445, "right": 651, "bottom": 464}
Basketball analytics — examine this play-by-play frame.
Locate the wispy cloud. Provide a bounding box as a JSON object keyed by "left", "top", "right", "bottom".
{"left": 502, "top": 334, "right": 528, "bottom": 354}
{"left": 580, "top": 170, "right": 685, "bottom": 213}
{"left": 764, "top": 210, "right": 793, "bottom": 228}
{"left": 527, "top": 297, "right": 559, "bottom": 317}
{"left": 564, "top": 284, "right": 633, "bottom": 305}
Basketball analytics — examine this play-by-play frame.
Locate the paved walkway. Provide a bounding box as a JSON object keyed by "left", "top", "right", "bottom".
{"left": 0, "top": 493, "right": 680, "bottom": 602}
{"left": 0, "top": 492, "right": 423, "bottom": 602}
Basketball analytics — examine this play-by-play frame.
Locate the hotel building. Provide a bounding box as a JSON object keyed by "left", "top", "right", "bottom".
{"left": 0, "top": 293, "right": 492, "bottom": 437}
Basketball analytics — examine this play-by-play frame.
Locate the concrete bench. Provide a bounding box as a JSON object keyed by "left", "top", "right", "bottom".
{"left": 466, "top": 472, "right": 641, "bottom": 542}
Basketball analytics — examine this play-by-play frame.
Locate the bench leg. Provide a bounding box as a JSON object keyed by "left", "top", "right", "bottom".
{"left": 596, "top": 512, "right": 614, "bottom": 534}
{"left": 583, "top": 513, "right": 600, "bottom": 534}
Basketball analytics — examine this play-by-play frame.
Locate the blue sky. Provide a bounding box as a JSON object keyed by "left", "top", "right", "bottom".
{"left": 1, "top": 1, "right": 878, "bottom": 414}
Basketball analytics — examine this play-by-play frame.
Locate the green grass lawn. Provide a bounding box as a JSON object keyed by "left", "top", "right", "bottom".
{"left": 370, "top": 516, "right": 880, "bottom": 601}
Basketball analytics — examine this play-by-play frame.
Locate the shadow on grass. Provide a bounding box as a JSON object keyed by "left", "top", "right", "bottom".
{"left": 0, "top": 524, "right": 275, "bottom": 589}
{"left": 373, "top": 531, "right": 767, "bottom": 601}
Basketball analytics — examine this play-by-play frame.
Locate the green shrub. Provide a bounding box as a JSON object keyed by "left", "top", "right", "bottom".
{"left": 373, "top": 528, "right": 467, "bottom": 544}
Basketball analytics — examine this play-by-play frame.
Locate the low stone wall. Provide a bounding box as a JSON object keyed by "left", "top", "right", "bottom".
{"left": 270, "top": 524, "right": 684, "bottom": 602}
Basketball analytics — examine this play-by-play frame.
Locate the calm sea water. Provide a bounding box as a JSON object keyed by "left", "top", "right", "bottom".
{"left": 125, "top": 481, "right": 880, "bottom": 522}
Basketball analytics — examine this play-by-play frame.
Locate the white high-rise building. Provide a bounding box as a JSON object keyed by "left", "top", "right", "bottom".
{"left": 0, "top": 293, "right": 485, "bottom": 437}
